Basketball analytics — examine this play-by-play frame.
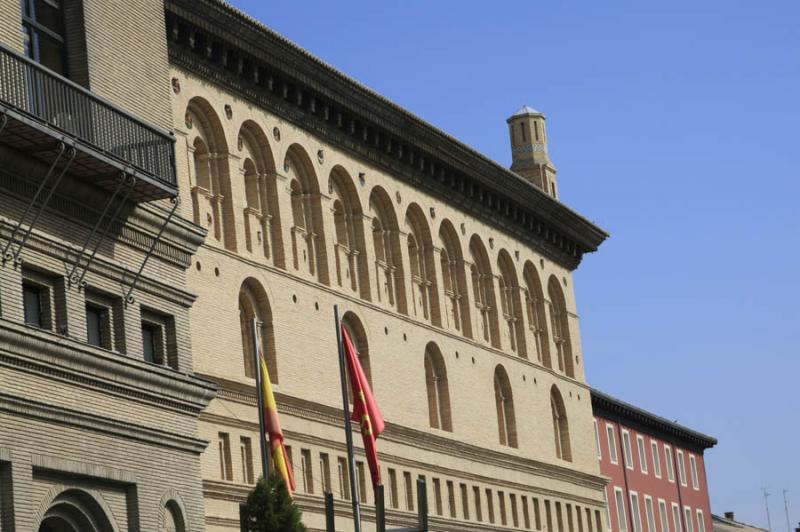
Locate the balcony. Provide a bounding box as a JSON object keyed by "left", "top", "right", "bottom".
{"left": 0, "top": 43, "right": 176, "bottom": 202}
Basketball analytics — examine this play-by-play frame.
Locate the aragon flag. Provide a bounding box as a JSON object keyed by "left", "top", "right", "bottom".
{"left": 341, "top": 325, "right": 385, "bottom": 486}
{"left": 259, "top": 349, "right": 296, "bottom": 494}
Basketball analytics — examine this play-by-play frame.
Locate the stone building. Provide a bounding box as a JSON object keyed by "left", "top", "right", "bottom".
{"left": 0, "top": 0, "right": 213, "bottom": 530}
{"left": 0, "top": 0, "right": 611, "bottom": 530}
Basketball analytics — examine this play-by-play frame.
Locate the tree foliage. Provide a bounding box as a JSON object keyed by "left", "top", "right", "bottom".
{"left": 242, "top": 472, "right": 307, "bottom": 532}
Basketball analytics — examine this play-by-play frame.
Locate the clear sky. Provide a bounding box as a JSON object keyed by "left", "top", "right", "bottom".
{"left": 227, "top": 1, "right": 799, "bottom": 527}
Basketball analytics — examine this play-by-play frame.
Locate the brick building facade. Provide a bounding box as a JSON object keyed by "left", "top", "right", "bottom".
{"left": 592, "top": 390, "right": 717, "bottom": 532}
{"left": 0, "top": 0, "right": 615, "bottom": 530}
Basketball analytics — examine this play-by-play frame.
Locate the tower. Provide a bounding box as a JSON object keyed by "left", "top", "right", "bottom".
{"left": 507, "top": 105, "right": 559, "bottom": 199}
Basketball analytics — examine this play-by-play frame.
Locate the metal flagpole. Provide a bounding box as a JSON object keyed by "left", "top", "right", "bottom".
{"left": 252, "top": 318, "right": 270, "bottom": 481}
{"left": 334, "top": 305, "right": 362, "bottom": 532}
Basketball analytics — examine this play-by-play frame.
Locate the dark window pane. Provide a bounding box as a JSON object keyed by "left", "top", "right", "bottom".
{"left": 86, "top": 305, "right": 104, "bottom": 347}
{"left": 37, "top": 32, "right": 65, "bottom": 75}
{"left": 34, "top": 0, "right": 63, "bottom": 34}
{"left": 142, "top": 323, "right": 158, "bottom": 364}
{"left": 23, "top": 284, "right": 42, "bottom": 327}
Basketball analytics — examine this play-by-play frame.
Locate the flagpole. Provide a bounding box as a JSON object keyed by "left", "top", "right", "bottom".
{"left": 334, "top": 305, "right": 362, "bottom": 532}
{"left": 252, "top": 318, "right": 270, "bottom": 481}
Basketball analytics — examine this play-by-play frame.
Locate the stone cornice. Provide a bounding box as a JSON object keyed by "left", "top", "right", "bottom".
{"left": 200, "top": 375, "right": 606, "bottom": 497}
{"left": 0, "top": 319, "right": 216, "bottom": 416}
{"left": 163, "top": 0, "right": 608, "bottom": 271}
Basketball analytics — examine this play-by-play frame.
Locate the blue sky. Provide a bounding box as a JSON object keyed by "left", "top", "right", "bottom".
{"left": 228, "top": 1, "right": 799, "bottom": 527}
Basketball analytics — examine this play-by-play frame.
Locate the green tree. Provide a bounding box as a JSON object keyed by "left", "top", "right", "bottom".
{"left": 242, "top": 472, "right": 307, "bottom": 532}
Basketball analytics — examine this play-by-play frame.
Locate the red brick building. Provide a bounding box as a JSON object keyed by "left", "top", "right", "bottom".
{"left": 592, "top": 390, "right": 717, "bottom": 532}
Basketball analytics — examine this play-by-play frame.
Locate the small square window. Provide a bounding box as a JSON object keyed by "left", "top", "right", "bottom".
{"left": 141, "top": 307, "right": 178, "bottom": 369}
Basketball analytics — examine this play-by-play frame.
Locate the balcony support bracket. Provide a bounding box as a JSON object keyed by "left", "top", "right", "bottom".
{"left": 68, "top": 172, "right": 136, "bottom": 287}
{"left": 123, "top": 195, "right": 180, "bottom": 305}
{"left": 2, "top": 141, "right": 76, "bottom": 265}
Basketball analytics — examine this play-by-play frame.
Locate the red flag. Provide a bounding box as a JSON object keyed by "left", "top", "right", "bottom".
{"left": 342, "top": 325, "right": 385, "bottom": 486}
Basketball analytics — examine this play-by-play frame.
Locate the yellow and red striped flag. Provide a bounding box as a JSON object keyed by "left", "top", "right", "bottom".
{"left": 259, "top": 351, "right": 296, "bottom": 494}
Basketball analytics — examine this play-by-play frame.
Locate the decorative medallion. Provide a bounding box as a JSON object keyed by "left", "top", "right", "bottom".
{"left": 395, "top": 191, "right": 401, "bottom": 204}
{"left": 273, "top": 127, "right": 281, "bottom": 141}
{"left": 224, "top": 104, "right": 233, "bottom": 120}
{"left": 171, "top": 77, "right": 181, "bottom": 94}
{"left": 317, "top": 149, "right": 324, "bottom": 164}
{"left": 358, "top": 172, "right": 366, "bottom": 186}
{"left": 429, "top": 207, "right": 436, "bottom": 219}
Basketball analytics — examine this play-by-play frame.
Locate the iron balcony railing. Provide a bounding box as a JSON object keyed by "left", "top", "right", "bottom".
{"left": 0, "top": 43, "right": 176, "bottom": 188}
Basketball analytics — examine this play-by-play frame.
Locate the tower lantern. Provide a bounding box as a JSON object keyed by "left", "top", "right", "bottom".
{"left": 507, "top": 105, "right": 559, "bottom": 199}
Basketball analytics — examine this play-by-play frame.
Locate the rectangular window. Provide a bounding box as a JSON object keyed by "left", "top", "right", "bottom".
{"left": 637, "top": 435, "right": 648, "bottom": 473}
{"left": 645, "top": 496, "right": 656, "bottom": 532}
{"left": 218, "top": 432, "right": 233, "bottom": 481}
{"left": 664, "top": 445, "right": 675, "bottom": 482}
{"left": 594, "top": 420, "right": 602, "bottom": 459}
{"left": 546, "top": 500, "right": 554, "bottom": 532}
{"left": 566, "top": 503, "right": 574, "bottom": 532}
{"left": 677, "top": 450, "right": 687, "bottom": 486}
{"left": 356, "top": 460, "right": 367, "bottom": 503}
{"left": 534, "top": 497, "right": 543, "bottom": 530}
{"left": 301, "top": 449, "right": 313, "bottom": 494}
{"left": 404, "top": 472, "right": 414, "bottom": 511}
{"left": 684, "top": 507, "right": 694, "bottom": 532}
{"left": 651, "top": 441, "right": 662, "bottom": 478}
{"left": 511, "top": 494, "right": 519, "bottom": 528}
{"left": 20, "top": 0, "right": 67, "bottom": 75}
{"left": 447, "top": 480, "right": 456, "bottom": 518}
{"left": 461, "top": 483, "right": 470, "bottom": 520}
{"left": 522, "top": 496, "right": 531, "bottom": 529}
{"left": 240, "top": 436, "right": 254, "bottom": 484}
{"left": 672, "top": 503, "right": 682, "bottom": 532}
{"left": 696, "top": 510, "right": 706, "bottom": 532}
{"left": 689, "top": 455, "right": 700, "bottom": 489}
{"left": 337, "top": 457, "right": 351, "bottom": 500}
{"left": 473, "top": 486, "right": 483, "bottom": 522}
{"left": 607, "top": 424, "right": 618, "bottom": 464}
{"left": 630, "top": 492, "right": 643, "bottom": 532}
{"left": 614, "top": 488, "right": 628, "bottom": 532}
{"left": 319, "top": 453, "right": 331, "bottom": 492}
{"left": 141, "top": 308, "right": 177, "bottom": 369}
{"left": 85, "top": 304, "right": 106, "bottom": 347}
{"left": 622, "top": 430, "right": 634, "bottom": 469}
{"left": 596, "top": 510, "right": 604, "bottom": 532}
{"left": 23, "top": 282, "right": 46, "bottom": 328}
{"left": 587, "top": 507, "right": 594, "bottom": 532}
{"left": 388, "top": 468, "right": 398, "bottom": 509}
{"left": 577, "top": 505, "right": 585, "bottom": 532}
{"left": 486, "top": 488, "right": 495, "bottom": 524}
{"left": 556, "top": 502, "right": 564, "bottom": 532}
{"left": 433, "top": 478, "right": 443, "bottom": 516}
{"left": 658, "top": 500, "right": 670, "bottom": 532}
{"left": 499, "top": 491, "right": 508, "bottom": 526}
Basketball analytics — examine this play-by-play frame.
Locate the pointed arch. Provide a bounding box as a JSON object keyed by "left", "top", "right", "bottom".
{"left": 238, "top": 120, "right": 284, "bottom": 267}
{"left": 186, "top": 97, "right": 236, "bottom": 251}
{"left": 342, "top": 311, "right": 371, "bottom": 400}
{"left": 493, "top": 365, "right": 517, "bottom": 448}
{"left": 547, "top": 275, "right": 574, "bottom": 378}
{"left": 239, "top": 278, "right": 277, "bottom": 383}
{"left": 523, "top": 262, "right": 551, "bottom": 368}
{"left": 550, "top": 385, "right": 572, "bottom": 461}
{"left": 285, "top": 143, "right": 329, "bottom": 285}
{"left": 469, "top": 235, "right": 500, "bottom": 348}
{"left": 329, "top": 166, "right": 370, "bottom": 299}
{"left": 424, "top": 342, "right": 452, "bottom": 431}
{"left": 438, "top": 219, "right": 471, "bottom": 337}
{"left": 497, "top": 249, "right": 527, "bottom": 358}
{"left": 369, "top": 186, "right": 406, "bottom": 314}
{"left": 404, "top": 203, "right": 440, "bottom": 325}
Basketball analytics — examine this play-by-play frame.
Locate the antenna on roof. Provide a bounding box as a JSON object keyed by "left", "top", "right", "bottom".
{"left": 782, "top": 490, "right": 790, "bottom": 532}
{"left": 763, "top": 488, "right": 773, "bottom": 532}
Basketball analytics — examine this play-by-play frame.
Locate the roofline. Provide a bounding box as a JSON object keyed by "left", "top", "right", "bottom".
{"left": 166, "top": 0, "right": 609, "bottom": 269}
{"left": 591, "top": 388, "right": 718, "bottom": 449}
{"left": 711, "top": 514, "right": 769, "bottom": 532}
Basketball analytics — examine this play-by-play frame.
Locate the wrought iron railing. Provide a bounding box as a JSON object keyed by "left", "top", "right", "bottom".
{"left": 0, "top": 43, "right": 176, "bottom": 187}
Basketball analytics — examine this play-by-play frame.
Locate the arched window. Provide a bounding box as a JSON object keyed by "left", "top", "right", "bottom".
{"left": 424, "top": 343, "right": 452, "bottom": 431}
{"left": 369, "top": 187, "right": 406, "bottom": 314}
{"left": 286, "top": 144, "right": 328, "bottom": 285}
{"left": 547, "top": 276, "right": 574, "bottom": 378}
{"left": 239, "top": 279, "right": 277, "bottom": 383}
{"left": 550, "top": 386, "right": 572, "bottom": 461}
{"left": 439, "top": 220, "right": 471, "bottom": 336}
{"left": 497, "top": 250, "right": 527, "bottom": 357}
{"left": 342, "top": 312, "right": 371, "bottom": 402}
{"left": 494, "top": 365, "right": 517, "bottom": 448}
{"left": 523, "top": 262, "right": 550, "bottom": 367}
{"left": 469, "top": 235, "right": 500, "bottom": 348}
{"left": 186, "top": 97, "right": 236, "bottom": 251}
{"left": 238, "top": 121, "right": 283, "bottom": 267}
{"left": 330, "top": 167, "right": 369, "bottom": 299}
{"left": 404, "top": 204, "right": 440, "bottom": 325}
{"left": 162, "top": 500, "right": 187, "bottom": 532}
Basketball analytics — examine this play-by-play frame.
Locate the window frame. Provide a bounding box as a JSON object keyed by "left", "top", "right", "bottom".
{"left": 676, "top": 450, "right": 687, "bottom": 486}
{"left": 664, "top": 445, "right": 675, "bottom": 482}
{"left": 630, "top": 491, "right": 643, "bottom": 532}
{"left": 636, "top": 434, "right": 648, "bottom": 474}
{"left": 614, "top": 487, "right": 628, "bottom": 532}
{"left": 594, "top": 419, "right": 602, "bottom": 459}
{"left": 651, "top": 440, "right": 662, "bottom": 478}
{"left": 658, "top": 499, "right": 669, "bottom": 532}
{"left": 689, "top": 455, "right": 700, "bottom": 490}
{"left": 622, "top": 429, "right": 634, "bottom": 470}
{"left": 606, "top": 424, "right": 618, "bottom": 465}
{"left": 683, "top": 506, "right": 694, "bottom": 532}
{"left": 671, "top": 503, "right": 682, "bottom": 532}
{"left": 696, "top": 510, "right": 706, "bottom": 532}
{"left": 644, "top": 495, "right": 656, "bottom": 532}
